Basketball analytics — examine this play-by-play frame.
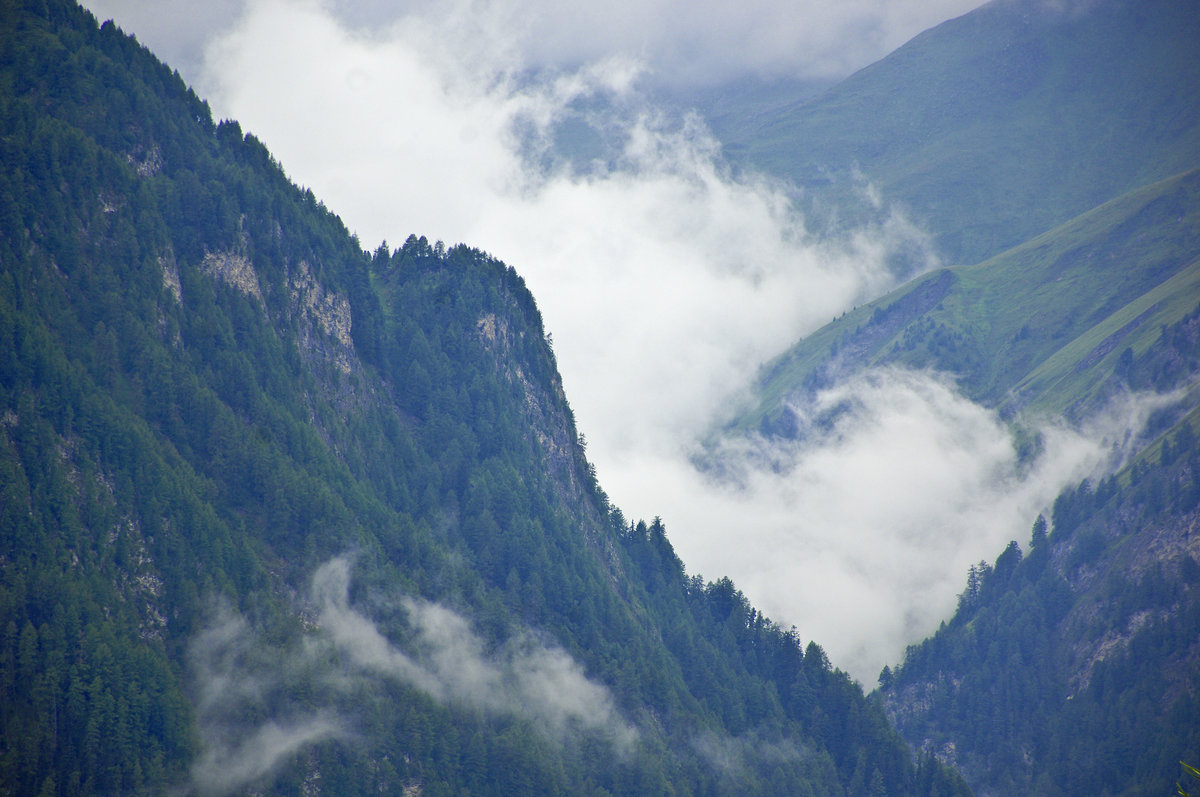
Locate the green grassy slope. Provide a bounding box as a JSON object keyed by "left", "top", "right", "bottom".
{"left": 715, "top": 0, "right": 1200, "bottom": 267}
{"left": 735, "top": 167, "right": 1200, "bottom": 437}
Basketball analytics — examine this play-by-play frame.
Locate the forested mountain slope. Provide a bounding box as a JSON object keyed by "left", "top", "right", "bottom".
{"left": 714, "top": 0, "right": 1200, "bottom": 267}
{"left": 706, "top": 1, "right": 1200, "bottom": 792}
{"left": 0, "top": 1, "right": 971, "bottom": 794}
{"left": 883, "top": 407, "right": 1200, "bottom": 795}
{"left": 723, "top": 162, "right": 1200, "bottom": 796}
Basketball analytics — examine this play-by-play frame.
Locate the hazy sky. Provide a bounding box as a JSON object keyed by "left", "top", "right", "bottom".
{"left": 82, "top": 0, "right": 983, "bottom": 88}
{"left": 79, "top": 0, "right": 1148, "bottom": 684}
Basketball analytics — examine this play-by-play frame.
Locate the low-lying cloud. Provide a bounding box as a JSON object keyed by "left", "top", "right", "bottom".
{"left": 621, "top": 368, "right": 1180, "bottom": 683}
{"left": 187, "top": 557, "right": 634, "bottom": 794}
{"left": 187, "top": 606, "right": 344, "bottom": 796}
{"left": 312, "top": 558, "right": 637, "bottom": 747}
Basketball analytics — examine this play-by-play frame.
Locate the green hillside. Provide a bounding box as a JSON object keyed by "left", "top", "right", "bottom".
{"left": 703, "top": 3, "right": 1200, "bottom": 791}
{"left": 734, "top": 167, "right": 1200, "bottom": 439}
{"left": 712, "top": 0, "right": 1200, "bottom": 267}
{"left": 883, "top": 409, "right": 1200, "bottom": 795}
{"left": 732, "top": 160, "right": 1200, "bottom": 791}
{"left": 0, "top": 1, "right": 972, "bottom": 794}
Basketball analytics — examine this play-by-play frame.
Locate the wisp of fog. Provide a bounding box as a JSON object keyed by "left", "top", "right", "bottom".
{"left": 187, "top": 557, "right": 635, "bottom": 795}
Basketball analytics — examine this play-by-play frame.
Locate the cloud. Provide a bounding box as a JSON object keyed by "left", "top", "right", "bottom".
{"left": 140, "top": 0, "right": 1031, "bottom": 690}
{"left": 185, "top": 558, "right": 636, "bottom": 794}
{"left": 312, "top": 558, "right": 638, "bottom": 748}
{"left": 476, "top": 0, "right": 984, "bottom": 85}
{"left": 87, "top": 0, "right": 1148, "bottom": 697}
{"left": 191, "top": 717, "right": 340, "bottom": 797}
{"left": 186, "top": 605, "right": 344, "bottom": 796}
{"left": 691, "top": 729, "right": 814, "bottom": 779}
{"left": 613, "top": 369, "right": 1176, "bottom": 684}
{"left": 82, "top": 0, "right": 983, "bottom": 90}
{"left": 188, "top": 0, "right": 938, "bottom": 475}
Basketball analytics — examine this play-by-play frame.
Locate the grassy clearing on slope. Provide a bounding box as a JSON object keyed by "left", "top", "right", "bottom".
{"left": 731, "top": 169, "right": 1200, "bottom": 436}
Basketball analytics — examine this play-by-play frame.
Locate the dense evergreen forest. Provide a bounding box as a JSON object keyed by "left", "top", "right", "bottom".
{"left": 0, "top": 1, "right": 973, "bottom": 794}
{"left": 884, "top": 404, "right": 1200, "bottom": 795}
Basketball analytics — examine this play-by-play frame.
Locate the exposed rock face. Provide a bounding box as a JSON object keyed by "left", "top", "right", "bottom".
{"left": 289, "top": 259, "right": 355, "bottom": 375}
{"left": 201, "top": 250, "right": 263, "bottom": 301}
{"left": 160, "top": 252, "right": 181, "bottom": 304}
{"left": 126, "top": 143, "right": 163, "bottom": 177}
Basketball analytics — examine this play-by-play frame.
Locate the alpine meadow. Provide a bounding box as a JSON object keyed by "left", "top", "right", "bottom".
{"left": 1, "top": 0, "right": 1199, "bottom": 795}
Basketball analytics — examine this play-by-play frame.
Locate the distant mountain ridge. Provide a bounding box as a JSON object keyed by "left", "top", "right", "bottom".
{"left": 711, "top": 0, "right": 1200, "bottom": 267}
{"left": 734, "top": 167, "right": 1200, "bottom": 440}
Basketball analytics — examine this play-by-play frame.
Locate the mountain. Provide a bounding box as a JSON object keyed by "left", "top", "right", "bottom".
{"left": 710, "top": 0, "right": 1200, "bottom": 268}
{"left": 882, "top": 406, "right": 1200, "bottom": 796}
{"left": 0, "top": 1, "right": 973, "bottom": 795}
{"left": 701, "top": 0, "right": 1200, "bottom": 793}
{"left": 718, "top": 168, "right": 1200, "bottom": 796}
{"left": 732, "top": 166, "right": 1200, "bottom": 441}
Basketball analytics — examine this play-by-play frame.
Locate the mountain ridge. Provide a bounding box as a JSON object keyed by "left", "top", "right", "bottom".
{"left": 698, "top": 2, "right": 1200, "bottom": 791}
{"left": 5, "top": 0, "right": 1199, "bottom": 793}
{"left": 710, "top": 0, "right": 1200, "bottom": 267}
{"left": 0, "top": 2, "right": 971, "bottom": 794}
{"left": 732, "top": 166, "right": 1200, "bottom": 442}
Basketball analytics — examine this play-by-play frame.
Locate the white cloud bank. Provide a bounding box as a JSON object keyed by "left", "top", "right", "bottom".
{"left": 644, "top": 370, "right": 1179, "bottom": 682}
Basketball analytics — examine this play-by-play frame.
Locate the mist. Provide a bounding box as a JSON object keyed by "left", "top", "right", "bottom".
{"left": 186, "top": 558, "right": 635, "bottom": 794}
{"left": 79, "top": 0, "right": 1160, "bottom": 686}
{"left": 187, "top": 606, "right": 344, "bottom": 796}
{"left": 311, "top": 558, "right": 638, "bottom": 747}
{"left": 644, "top": 370, "right": 1181, "bottom": 682}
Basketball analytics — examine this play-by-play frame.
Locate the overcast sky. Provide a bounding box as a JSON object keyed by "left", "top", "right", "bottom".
{"left": 82, "top": 0, "right": 984, "bottom": 89}
{"left": 78, "top": 0, "right": 1149, "bottom": 685}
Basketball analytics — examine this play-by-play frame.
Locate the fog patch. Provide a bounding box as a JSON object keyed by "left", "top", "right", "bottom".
{"left": 312, "top": 557, "right": 638, "bottom": 749}
{"left": 187, "top": 606, "right": 344, "bottom": 796}
{"left": 615, "top": 369, "right": 1177, "bottom": 685}
{"left": 692, "top": 729, "right": 814, "bottom": 779}
{"left": 186, "top": 558, "right": 636, "bottom": 793}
